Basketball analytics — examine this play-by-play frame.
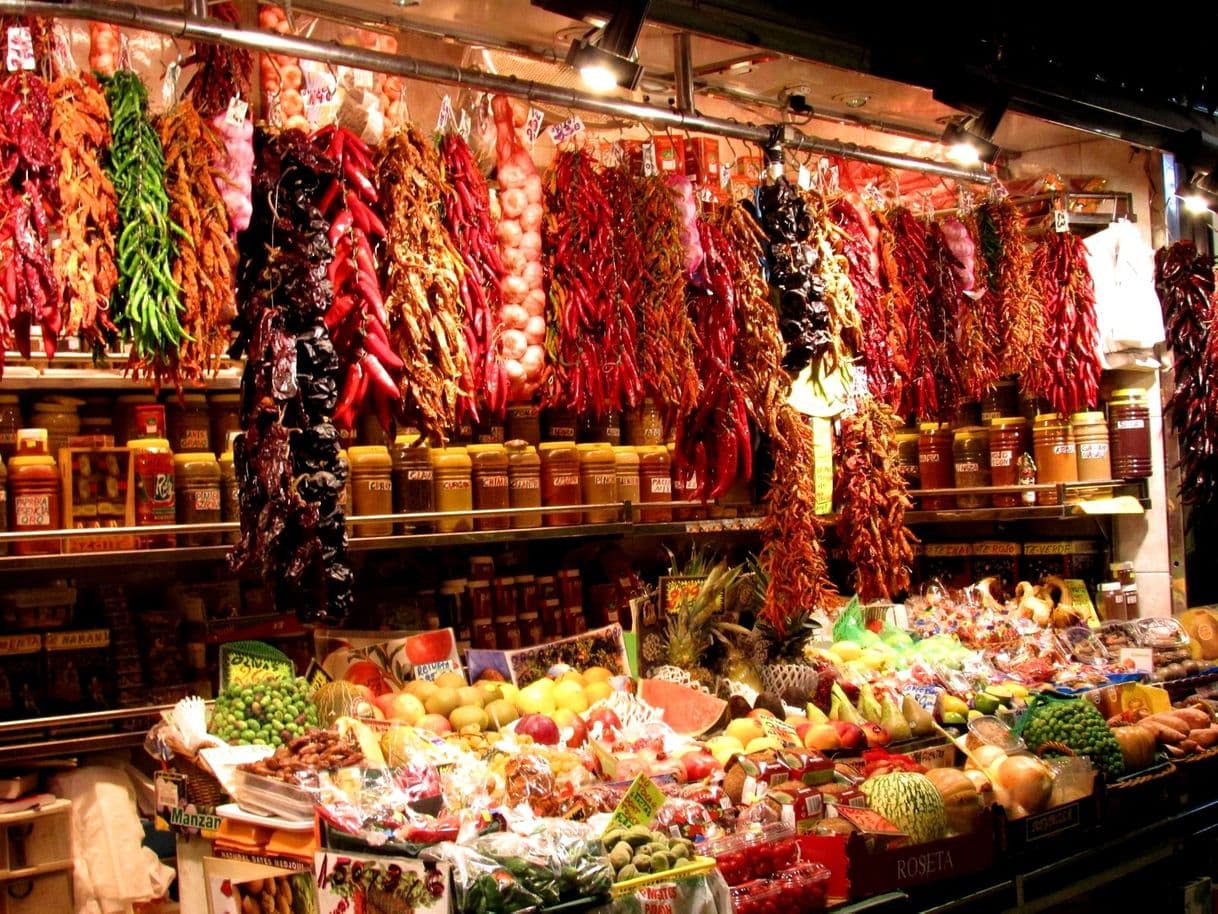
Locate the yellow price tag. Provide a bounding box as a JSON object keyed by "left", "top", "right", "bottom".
{"left": 812, "top": 417, "right": 833, "bottom": 516}
{"left": 759, "top": 714, "right": 801, "bottom": 747}
{"left": 603, "top": 774, "right": 666, "bottom": 838}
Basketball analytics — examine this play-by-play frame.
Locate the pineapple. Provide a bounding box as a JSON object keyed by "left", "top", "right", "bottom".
{"left": 661, "top": 560, "right": 742, "bottom": 689}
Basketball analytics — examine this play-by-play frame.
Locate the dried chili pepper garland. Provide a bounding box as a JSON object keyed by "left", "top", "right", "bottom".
{"left": 181, "top": 1, "right": 251, "bottom": 119}
{"left": 921, "top": 221, "right": 965, "bottom": 420}
{"left": 543, "top": 148, "right": 642, "bottom": 416}
{"left": 378, "top": 126, "right": 472, "bottom": 440}
{"left": 0, "top": 70, "right": 59, "bottom": 370}
{"left": 877, "top": 207, "right": 934, "bottom": 419}
{"left": 830, "top": 196, "right": 893, "bottom": 404}
{"left": 230, "top": 128, "right": 352, "bottom": 625}
{"left": 834, "top": 397, "right": 916, "bottom": 602}
{"left": 976, "top": 198, "right": 1041, "bottom": 381}
{"left": 806, "top": 190, "right": 862, "bottom": 372}
{"left": 441, "top": 130, "right": 508, "bottom": 421}
{"left": 159, "top": 98, "right": 237, "bottom": 381}
{"left": 1025, "top": 231, "right": 1100, "bottom": 415}
{"left": 50, "top": 72, "right": 118, "bottom": 351}
{"left": 1156, "top": 241, "right": 1218, "bottom": 508}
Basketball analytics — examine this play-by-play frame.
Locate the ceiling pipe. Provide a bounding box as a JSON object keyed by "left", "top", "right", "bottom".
{"left": 672, "top": 32, "right": 695, "bottom": 115}
{"left": 2, "top": 0, "right": 993, "bottom": 184}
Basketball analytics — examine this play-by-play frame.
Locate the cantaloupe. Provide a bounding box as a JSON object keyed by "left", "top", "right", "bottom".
{"left": 313, "top": 681, "right": 376, "bottom": 726}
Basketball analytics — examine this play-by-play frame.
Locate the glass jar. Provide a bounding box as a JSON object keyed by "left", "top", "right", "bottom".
{"left": 1098, "top": 582, "right": 1127, "bottom": 621}
{"left": 468, "top": 580, "right": 495, "bottom": 649}
{"left": 557, "top": 568, "right": 582, "bottom": 612}
{"left": 638, "top": 445, "right": 673, "bottom": 521}
{"left": 1070, "top": 411, "right": 1112, "bottom": 483}
{"left": 115, "top": 394, "right": 156, "bottom": 446}
{"left": 981, "top": 378, "right": 1020, "bottom": 422}
{"left": 391, "top": 430, "right": 433, "bottom": 533}
{"left": 519, "top": 611, "right": 543, "bottom": 646}
{"left": 917, "top": 422, "right": 955, "bottom": 510}
{"left": 516, "top": 574, "right": 539, "bottom": 620}
{"left": 578, "top": 442, "right": 617, "bottom": 523}
{"left": 613, "top": 446, "right": 641, "bottom": 507}
{"left": 667, "top": 443, "right": 701, "bottom": 520}
{"left": 33, "top": 396, "right": 82, "bottom": 461}
{"left": 505, "top": 440, "right": 541, "bottom": 529}
{"left": 8, "top": 429, "right": 59, "bottom": 556}
{"left": 467, "top": 443, "right": 510, "bottom": 531}
{"left": 541, "top": 597, "right": 563, "bottom": 639}
{"left": 475, "top": 420, "right": 505, "bottom": 445}
{"left": 624, "top": 398, "right": 664, "bottom": 447}
{"left": 540, "top": 442, "right": 581, "bottom": 526}
{"left": 542, "top": 407, "right": 577, "bottom": 442}
{"left": 988, "top": 417, "right": 1029, "bottom": 507}
{"left": 952, "top": 427, "right": 991, "bottom": 508}
{"left": 506, "top": 403, "right": 541, "bottom": 447}
{"left": 218, "top": 436, "right": 239, "bottom": 545}
{"left": 492, "top": 576, "right": 520, "bottom": 649}
{"left": 0, "top": 394, "right": 21, "bottom": 461}
{"left": 209, "top": 393, "right": 241, "bottom": 457}
{"left": 165, "top": 393, "right": 211, "bottom": 454}
{"left": 1032, "top": 413, "right": 1077, "bottom": 506}
{"left": 128, "top": 405, "right": 176, "bottom": 548}
{"left": 430, "top": 446, "right": 473, "bottom": 533}
{"left": 578, "top": 411, "right": 621, "bottom": 447}
{"left": 954, "top": 401, "right": 982, "bottom": 428}
{"left": 173, "top": 452, "right": 221, "bottom": 546}
{"left": 536, "top": 575, "right": 558, "bottom": 603}
{"left": 348, "top": 445, "right": 393, "bottom": 536}
{"left": 1108, "top": 389, "right": 1152, "bottom": 479}
{"left": 894, "top": 430, "right": 920, "bottom": 491}
{"left": 469, "top": 555, "right": 495, "bottom": 582}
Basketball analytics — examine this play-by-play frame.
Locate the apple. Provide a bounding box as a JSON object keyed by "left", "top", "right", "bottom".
{"left": 586, "top": 707, "right": 622, "bottom": 737}
{"left": 679, "top": 750, "right": 721, "bottom": 782}
{"left": 830, "top": 720, "right": 865, "bottom": 750}
{"left": 417, "top": 713, "right": 453, "bottom": 735}
{"left": 804, "top": 723, "right": 841, "bottom": 751}
{"left": 860, "top": 722, "right": 891, "bottom": 748}
{"left": 795, "top": 722, "right": 814, "bottom": 743}
{"left": 516, "top": 713, "right": 561, "bottom": 746}
{"left": 384, "top": 692, "right": 426, "bottom": 724}
{"left": 553, "top": 708, "right": 588, "bottom": 747}
{"left": 374, "top": 692, "right": 397, "bottom": 718}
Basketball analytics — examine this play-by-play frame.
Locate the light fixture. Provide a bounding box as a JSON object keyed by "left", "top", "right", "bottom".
{"left": 1182, "top": 191, "right": 1211, "bottom": 216}
{"left": 832, "top": 92, "right": 871, "bottom": 109}
{"left": 565, "top": 0, "right": 650, "bottom": 93}
{"left": 937, "top": 96, "right": 1007, "bottom": 166}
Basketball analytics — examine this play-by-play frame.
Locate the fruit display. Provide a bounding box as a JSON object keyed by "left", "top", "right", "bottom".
{"left": 602, "top": 825, "right": 696, "bottom": 882}
{"left": 1017, "top": 698, "right": 1125, "bottom": 779}
{"left": 210, "top": 676, "right": 318, "bottom": 747}
{"left": 859, "top": 771, "right": 947, "bottom": 844}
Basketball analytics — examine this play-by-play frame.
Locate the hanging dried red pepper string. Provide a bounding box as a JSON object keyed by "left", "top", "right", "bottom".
{"left": 921, "top": 221, "right": 965, "bottom": 420}
{"left": 941, "top": 213, "right": 1000, "bottom": 401}
{"left": 976, "top": 198, "right": 1041, "bottom": 382}
{"left": 181, "top": 2, "right": 251, "bottom": 119}
{"left": 1025, "top": 231, "right": 1100, "bottom": 415}
{"left": 876, "top": 207, "right": 936, "bottom": 419}
{"left": 830, "top": 196, "right": 893, "bottom": 405}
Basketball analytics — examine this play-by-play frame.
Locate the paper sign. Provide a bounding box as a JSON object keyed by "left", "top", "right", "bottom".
{"left": 603, "top": 773, "right": 666, "bottom": 836}
{"left": 225, "top": 96, "right": 249, "bottom": 127}
{"left": 797, "top": 162, "right": 811, "bottom": 190}
{"left": 6, "top": 27, "right": 34, "bottom": 72}
{"left": 720, "top": 162, "right": 733, "bottom": 189}
{"left": 759, "top": 715, "right": 801, "bottom": 747}
{"left": 1119, "top": 647, "right": 1154, "bottom": 673}
{"left": 352, "top": 67, "right": 374, "bottom": 90}
{"left": 456, "top": 109, "right": 471, "bottom": 140}
{"left": 812, "top": 416, "right": 833, "bottom": 516}
{"left": 548, "top": 114, "right": 585, "bottom": 145}
{"left": 524, "top": 107, "right": 544, "bottom": 146}
{"left": 641, "top": 141, "right": 658, "bottom": 177}
{"left": 436, "top": 94, "right": 454, "bottom": 133}
{"left": 1053, "top": 208, "right": 1069, "bottom": 233}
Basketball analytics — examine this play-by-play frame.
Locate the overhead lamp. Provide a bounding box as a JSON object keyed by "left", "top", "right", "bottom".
{"left": 565, "top": 0, "right": 650, "bottom": 93}
{"left": 1181, "top": 191, "right": 1211, "bottom": 216}
{"left": 939, "top": 98, "right": 1007, "bottom": 166}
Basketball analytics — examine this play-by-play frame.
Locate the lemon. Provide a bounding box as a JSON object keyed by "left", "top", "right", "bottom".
{"left": 554, "top": 680, "right": 589, "bottom": 713}
{"left": 516, "top": 682, "right": 556, "bottom": 716}
{"left": 560, "top": 670, "right": 586, "bottom": 687}
{"left": 583, "top": 666, "right": 613, "bottom": 684}
{"left": 831, "top": 640, "right": 862, "bottom": 662}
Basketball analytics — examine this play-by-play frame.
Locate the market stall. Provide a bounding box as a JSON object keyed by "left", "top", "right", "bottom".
{"left": 0, "top": 2, "right": 1212, "bottom": 913}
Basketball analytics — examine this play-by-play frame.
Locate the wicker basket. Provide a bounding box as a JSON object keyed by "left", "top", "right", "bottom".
{"left": 1104, "top": 762, "right": 1178, "bottom": 826}
{"left": 1171, "top": 745, "right": 1218, "bottom": 802}
{"left": 170, "top": 754, "right": 226, "bottom": 808}
{"left": 760, "top": 663, "right": 818, "bottom": 696}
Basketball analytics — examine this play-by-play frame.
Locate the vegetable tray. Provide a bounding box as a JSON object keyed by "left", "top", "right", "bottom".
{"left": 608, "top": 855, "right": 716, "bottom": 898}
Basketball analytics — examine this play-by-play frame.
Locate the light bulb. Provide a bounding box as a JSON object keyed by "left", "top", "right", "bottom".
{"left": 1182, "top": 192, "right": 1211, "bottom": 216}
{"left": 579, "top": 63, "right": 618, "bottom": 93}
{"left": 946, "top": 142, "right": 980, "bottom": 166}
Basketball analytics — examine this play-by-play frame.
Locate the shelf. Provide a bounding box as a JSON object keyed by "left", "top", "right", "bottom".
{"left": 0, "top": 354, "right": 242, "bottom": 391}
{"left": 0, "top": 860, "right": 74, "bottom": 881}
{"left": 0, "top": 706, "right": 173, "bottom": 766}
{"left": 905, "top": 499, "right": 1152, "bottom": 525}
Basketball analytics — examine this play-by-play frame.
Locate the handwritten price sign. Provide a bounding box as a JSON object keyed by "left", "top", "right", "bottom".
{"left": 548, "top": 115, "right": 586, "bottom": 145}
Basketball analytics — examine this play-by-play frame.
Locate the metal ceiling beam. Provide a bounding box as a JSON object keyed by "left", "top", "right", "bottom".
{"left": 0, "top": 0, "right": 992, "bottom": 184}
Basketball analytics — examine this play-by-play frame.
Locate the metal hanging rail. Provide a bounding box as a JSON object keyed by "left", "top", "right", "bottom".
{"left": 0, "top": 0, "right": 994, "bottom": 185}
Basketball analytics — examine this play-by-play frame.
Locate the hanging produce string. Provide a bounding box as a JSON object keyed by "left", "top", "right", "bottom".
{"left": 975, "top": 198, "right": 1041, "bottom": 384}
{"left": 828, "top": 195, "right": 893, "bottom": 405}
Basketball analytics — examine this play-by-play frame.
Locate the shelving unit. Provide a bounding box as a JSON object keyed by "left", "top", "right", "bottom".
{"left": 0, "top": 353, "right": 242, "bottom": 391}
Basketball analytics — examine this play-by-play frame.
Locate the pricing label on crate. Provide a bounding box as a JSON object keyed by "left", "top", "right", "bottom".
{"left": 603, "top": 773, "right": 665, "bottom": 837}
{"left": 225, "top": 95, "right": 249, "bottom": 127}
{"left": 759, "top": 714, "right": 801, "bottom": 746}
{"left": 436, "top": 94, "right": 454, "bottom": 133}
{"left": 524, "top": 107, "right": 544, "bottom": 146}
{"left": 6, "top": 27, "right": 34, "bottom": 71}
{"left": 548, "top": 114, "right": 585, "bottom": 145}
{"left": 1053, "top": 208, "right": 1069, "bottom": 233}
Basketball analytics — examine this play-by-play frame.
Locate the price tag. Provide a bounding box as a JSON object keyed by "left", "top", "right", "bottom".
{"left": 435, "top": 93, "right": 454, "bottom": 133}
{"left": 1053, "top": 208, "right": 1069, "bottom": 233}
{"left": 6, "top": 27, "right": 34, "bottom": 72}
{"left": 524, "top": 107, "right": 544, "bottom": 146}
{"left": 303, "top": 68, "right": 336, "bottom": 127}
{"left": 548, "top": 114, "right": 585, "bottom": 145}
{"left": 352, "top": 67, "right": 374, "bottom": 90}
{"left": 225, "top": 95, "right": 249, "bottom": 127}
{"left": 602, "top": 773, "right": 666, "bottom": 837}
{"left": 456, "top": 109, "right": 471, "bottom": 140}
{"left": 797, "top": 162, "right": 811, "bottom": 190}
{"left": 1119, "top": 647, "right": 1154, "bottom": 673}
{"left": 641, "top": 141, "right": 658, "bottom": 177}
{"left": 812, "top": 416, "right": 833, "bottom": 516}
{"left": 759, "top": 715, "right": 801, "bottom": 747}
{"left": 720, "top": 161, "right": 733, "bottom": 190}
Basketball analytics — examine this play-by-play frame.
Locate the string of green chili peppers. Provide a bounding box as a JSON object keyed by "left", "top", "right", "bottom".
{"left": 103, "top": 69, "right": 187, "bottom": 382}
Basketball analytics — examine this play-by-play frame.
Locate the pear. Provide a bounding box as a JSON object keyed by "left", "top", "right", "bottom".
{"left": 880, "top": 695, "right": 911, "bottom": 742}
{"left": 805, "top": 702, "right": 829, "bottom": 726}
{"left": 902, "top": 694, "right": 935, "bottom": 737}
{"left": 858, "top": 682, "right": 883, "bottom": 725}
{"left": 831, "top": 683, "right": 865, "bottom": 726}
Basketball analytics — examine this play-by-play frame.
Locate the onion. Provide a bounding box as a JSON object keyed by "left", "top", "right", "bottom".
{"left": 497, "top": 219, "right": 522, "bottom": 247}
{"left": 501, "top": 330, "right": 528, "bottom": 360}
{"left": 504, "top": 358, "right": 525, "bottom": 381}
{"left": 520, "top": 202, "right": 544, "bottom": 232}
{"left": 523, "top": 289, "right": 546, "bottom": 315}
{"left": 521, "top": 260, "right": 543, "bottom": 287}
{"left": 498, "top": 161, "right": 527, "bottom": 187}
{"left": 520, "top": 345, "right": 544, "bottom": 374}
{"left": 524, "top": 174, "right": 543, "bottom": 204}
{"left": 525, "top": 315, "right": 546, "bottom": 338}
{"left": 994, "top": 754, "right": 1053, "bottom": 814}
{"left": 501, "top": 275, "right": 528, "bottom": 304}
{"left": 500, "top": 188, "right": 526, "bottom": 219}
{"left": 520, "top": 231, "right": 542, "bottom": 260}
{"left": 498, "top": 304, "right": 528, "bottom": 328}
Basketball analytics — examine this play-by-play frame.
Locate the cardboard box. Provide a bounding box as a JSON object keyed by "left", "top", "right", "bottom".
{"left": 58, "top": 446, "right": 134, "bottom": 553}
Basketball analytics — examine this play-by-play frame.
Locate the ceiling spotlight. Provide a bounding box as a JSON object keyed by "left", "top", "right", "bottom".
{"left": 832, "top": 92, "right": 871, "bottom": 109}
{"left": 565, "top": 0, "right": 650, "bottom": 93}
{"left": 1182, "top": 191, "right": 1212, "bottom": 216}
{"left": 938, "top": 97, "right": 1007, "bottom": 166}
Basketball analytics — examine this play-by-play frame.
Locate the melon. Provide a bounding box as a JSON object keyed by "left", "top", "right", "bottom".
{"left": 638, "top": 678, "right": 727, "bottom": 737}
{"left": 860, "top": 772, "right": 947, "bottom": 845}
{"left": 313, "top": 681, "right": 376, "bottom": 727}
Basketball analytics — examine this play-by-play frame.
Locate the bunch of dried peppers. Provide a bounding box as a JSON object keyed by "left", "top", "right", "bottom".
{"left": 975, "top": 198, "right": 1041, "bottom": 382}
{"left": 830, "top": 197, "right": 892, "bottom": 404}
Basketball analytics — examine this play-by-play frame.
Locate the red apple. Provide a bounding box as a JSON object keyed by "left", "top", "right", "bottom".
{"left": 586, "top": 707, "right": 622, "bottom": 737}
{"left": 374, "top": 692, "right": 397, "bottom": 718}
{"left": 860, "top": 722, "right": 891, "bottom": 748}
{"left": 516, "top": 713, "right": 561, "bottom": 746}
{"left": 830, "top": 720, "right": 865, "bottom": 750}
{"left": 679, "top": 750, "right": 721, "bottom": 782}
{"left": 795, "top": 722, "right": 814, "bottom": 743}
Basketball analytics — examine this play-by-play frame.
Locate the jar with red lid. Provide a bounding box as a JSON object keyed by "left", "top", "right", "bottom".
{"left": 540, "top": 442, "right": 581, "bottom": 526}
{"left": 638, "top": 445, "right": 672, "bottom": 521}
{"left": 988, "top": 417, "right": 1029, "bottom": 507}
{"left": 9, "top": 429, "right": 60, "bottom": 556}
{"left": 917, "top": 422, "right": 954, "bottom": 509}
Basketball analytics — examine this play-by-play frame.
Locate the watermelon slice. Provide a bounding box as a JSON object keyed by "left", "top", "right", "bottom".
{"left": 639, "top": 678, "right": 728, "bottom": 737}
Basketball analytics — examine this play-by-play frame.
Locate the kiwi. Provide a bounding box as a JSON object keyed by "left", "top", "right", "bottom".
{"left": 651, "top": 852, "right": 673, "bottom": 873}
{"left": 753, "top": 691, "right": 786, "bottom": 720}
{"left": 609, "top": 844, "right": 633, "bottom": 870}
{"left": 617, "top": 864, "right": 638, "bottom": 882}
{"left": 728, "top": 694, "right": 752, "bottom": 720}
{"left": 634, "top": 854, "right": 652, "bottom": 873}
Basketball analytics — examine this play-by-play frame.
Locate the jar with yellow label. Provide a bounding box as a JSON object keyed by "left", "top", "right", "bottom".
{"left": 348, "top": 445, "right": 393, "bottom": 536}
{"left": 174, "top": 452, "right": 222, "bottom": 546}
{"left": 638, "top": 445, "right": 672, "bottom": 522}
{"left": 430, "top": 447, "right": 473, "bottom": 533}
{"left": 165, "top": 393, "right": 211, "bottom": 454}
{"left": 391, "top": 430, "right": 433, "bottom": 533}
{"left": 1033, "top": 413, "right": 1077, "bottom": 506}
{"left": 505, "top": 440, "right": 541, "bottom": 529}
{"left": 577, "top": 442, "right": 617, "bottom": 523}
{"left": 613, "top": 446, "right": 640, "bottom": 507}
{"left": 540, "top": 442, "right": 581, "bottom": 526}
{"left": 468, "top": 443, "right": 510, "bottom": 531}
